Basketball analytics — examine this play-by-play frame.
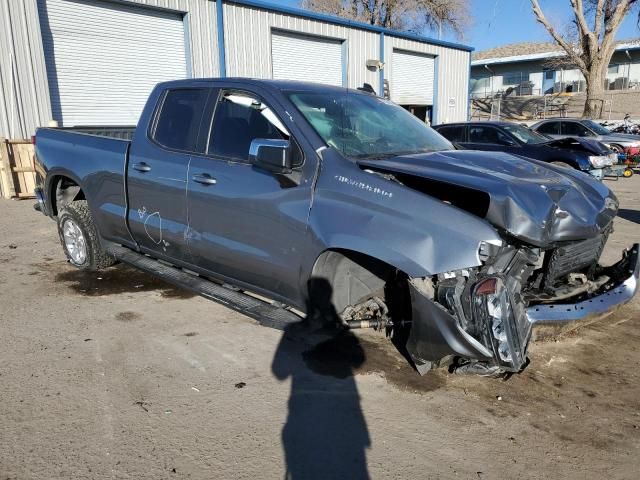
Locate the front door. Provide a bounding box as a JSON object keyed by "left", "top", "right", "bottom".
{"left": 542, "top": 70, "right": 555, "bottom": 94}
{"left": 127, "top": 87, "right": 210, "bottom": 262}
{"left": 186, "top": 89, "right": 314, "bottom": 305}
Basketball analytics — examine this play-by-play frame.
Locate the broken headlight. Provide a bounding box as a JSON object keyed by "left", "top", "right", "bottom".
{"left": 473, "top": 277, "right": 525, "bottom": 371}
{"left": 588, "top": 155, "right": 610, "bottom": 168}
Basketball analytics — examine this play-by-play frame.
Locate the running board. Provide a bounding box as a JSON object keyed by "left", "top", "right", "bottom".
{"left": 106, "top": 245, "right": 303, "bottom": 330}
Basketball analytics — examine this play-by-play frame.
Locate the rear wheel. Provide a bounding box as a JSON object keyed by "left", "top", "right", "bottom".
{"left": 57, "top": 200, "right": 116, "bottom": 271}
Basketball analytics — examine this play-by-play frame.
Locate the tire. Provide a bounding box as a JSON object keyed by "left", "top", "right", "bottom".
{"left": 623, "top": 168, "right": 634, "bottom": 178}
{"left": 609, "top": 144, "right": 624, "bottom": 154}
{"left": 550, "top": 161, "right": 573, "bottom": 169}
{"left": 57, "top": 200, "right": 116, "bottom": 271}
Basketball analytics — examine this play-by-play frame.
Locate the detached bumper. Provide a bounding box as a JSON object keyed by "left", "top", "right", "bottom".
{"left": 527, "top": 244, "right": 639, "bottom": 339}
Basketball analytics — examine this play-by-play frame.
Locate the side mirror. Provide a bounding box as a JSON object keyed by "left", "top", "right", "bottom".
{"left": 249, "top": 139, "right": 292, "bottom": 174}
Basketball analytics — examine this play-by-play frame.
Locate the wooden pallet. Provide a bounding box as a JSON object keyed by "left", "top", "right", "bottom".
{"left": 0, "top": 139, "right": 36, "bottom": 199}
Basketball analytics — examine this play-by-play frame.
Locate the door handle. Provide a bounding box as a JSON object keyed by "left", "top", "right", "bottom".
{"left": 132, "top": 162, "right": 151, "bottom": 172}
{"left": 192, "top": 173, "right": 217, "bottom": 185}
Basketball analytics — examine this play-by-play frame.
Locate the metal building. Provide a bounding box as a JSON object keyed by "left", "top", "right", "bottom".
{"left": 0, "top": 0, "right": 473, "bottom": 139}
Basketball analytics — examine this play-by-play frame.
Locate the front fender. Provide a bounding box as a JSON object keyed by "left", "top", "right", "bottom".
{"left": 301, "top": 150, "right": 503, "bottom": 283}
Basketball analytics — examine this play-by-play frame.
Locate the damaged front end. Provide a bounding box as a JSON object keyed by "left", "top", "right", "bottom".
{"left": 407, "top": 246, "right": 536, "bottom": 376}
{"left": 405, "top": 241, "right": 640, "bottom": 376}
{"left": 351, "top": 149, "right": 640, "bottom": 375}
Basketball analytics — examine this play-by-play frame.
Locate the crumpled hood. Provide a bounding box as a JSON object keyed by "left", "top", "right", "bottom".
{"left": 358, "top": 150, "right": 618, "bottom": 246}
{"left": 543, "top": 137, "right": 610, "bottom": 155}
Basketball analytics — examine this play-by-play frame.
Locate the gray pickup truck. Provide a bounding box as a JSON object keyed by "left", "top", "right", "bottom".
{"left": 34, "top": 78, "right": 639, "bottom": 377}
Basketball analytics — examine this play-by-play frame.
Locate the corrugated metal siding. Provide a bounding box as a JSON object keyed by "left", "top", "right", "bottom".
{"left": 386, "top": 37, "right": 470, "bottom": 124}
{"left": 223, "top": 2, "right": 379, "bottom": 89}
{"left": 125, "top": 0, "right": 219, "bottom": 78}
{"left": 0, "top": 0, "right": 52, "bottom": 139}
{"left": 0, "top": 0, "right": 219, "bottom": 138}
{"left": 1, "top": 0, "right": 471, "bottom": 138}
{"left": 41, "top": 0, "right": 188, "bottom": 126}
{"left": 272, "top": 31, "right": 344, "bottom": 86}
{"left": 391, "top": 50, "right": 434, "bottom": 104}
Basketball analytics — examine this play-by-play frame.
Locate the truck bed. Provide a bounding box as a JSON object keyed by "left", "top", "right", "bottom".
{"left": 58, "top": 126, "right": 136, "bottom": 141}
{"left": 35, "top": 127, "right": 133, "bottom": 246}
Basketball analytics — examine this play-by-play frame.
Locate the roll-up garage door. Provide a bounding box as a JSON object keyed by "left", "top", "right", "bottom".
{"left": 271, "top": 31, "right": 344, "bottom": 87}
{"left": 391, "top": 49, "right": 435, "bottom": 105}
{"left": 39, "top": 0, "right": 187, "bottom": 126}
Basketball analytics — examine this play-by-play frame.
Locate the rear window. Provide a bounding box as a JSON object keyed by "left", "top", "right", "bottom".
{"left": 436, "top": 125, "right": 466, "bottom": 142}
{"left": 152, "top": 89, "right": 209, "bottom": 151}
{"left": 536, "top": 121, "right": 560, "bottom": 135}
{"left": 562, "top": 121, "right": 592, "bottom": 137}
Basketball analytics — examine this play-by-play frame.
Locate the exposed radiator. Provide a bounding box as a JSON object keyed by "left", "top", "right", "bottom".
{"left": 543, "top": 232, "right": 609, "bottom": 289}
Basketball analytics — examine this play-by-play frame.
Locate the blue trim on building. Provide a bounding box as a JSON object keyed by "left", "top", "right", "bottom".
{"left": 471, "top": 45, "right": 640, "bottom": 69}
{"left": 216, "top": 0, "right": 227, "bottom": 77}
{"left": 432, "top": 55, "right": 440, "bottom": 125}
{"left": 379, "top": 32, "right": 385, "bottom": 96}
{"left": 226, "top": 0, "right": 474, "bottom": 52}
{"left": 341, "top": 40, "right": 348, "bottom": 87}
{"left": 183, "top": 13, "right": 193, "bottom": 78}
{"left": 466, "top": 52, "right": 471, "bottom": 120}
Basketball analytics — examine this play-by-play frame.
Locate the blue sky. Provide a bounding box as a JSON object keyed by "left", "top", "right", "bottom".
{"left": 276, "top": 0, "right": 640, "bottom": 52}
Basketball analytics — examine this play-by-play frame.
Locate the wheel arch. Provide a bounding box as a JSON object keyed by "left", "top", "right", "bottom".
{"left": 48, "top": 173, "right": 85, "bottom": 216}
{"left": 309, "top": 248, "right": 406, "bottom": 315}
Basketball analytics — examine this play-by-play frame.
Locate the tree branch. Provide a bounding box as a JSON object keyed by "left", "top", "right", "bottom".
{"left": 593, "top": 0, "right": 605, "bottom": 39}
{"left": 601, "top": 0, "right": 635, "bottom": 55}
{"left": 571, "top": 0, "right": 591, "bottom": 35}
{"left": 530, "top": 0, "right": 586, "bottom": 71}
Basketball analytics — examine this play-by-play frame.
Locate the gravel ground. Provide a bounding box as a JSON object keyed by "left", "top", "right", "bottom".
{"left": 1, "top": 177, "right": 639, "bottom": 480}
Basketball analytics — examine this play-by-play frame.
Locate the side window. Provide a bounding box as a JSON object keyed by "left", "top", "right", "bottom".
{"left": 152, "top": 89, "right": 209, "bottom": 151}
{"left": 469, "top": 126, "right": 503, "bottom": 144}
{"left": 536, "top": 122, "right": 560, "bottom": 135}
{"left": 562, "top": 121, "right": 591, "bottom": 137}
{"left": 208, "top": 91, "right": 297, "bottom": 163}
{"left": 437, "top": 125, "right": 466, "bottom": 142}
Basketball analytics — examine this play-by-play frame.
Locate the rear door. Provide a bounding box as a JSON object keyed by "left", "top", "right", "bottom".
{"left": 186, "top": 89, "right": 314, "bottom": 305}
{"left": 127, "top": 88, "right": 210, "bottom": 262}
{"left": 464, "top": 125, "right": 518, "bottom": 153}
{"left": 561, "top": 121, "right": 595, "bottom": 138}
{"left": 435, "top": 125, "right": 467, "bottom": 145}
{"left": 535, "top": 121, "right": 562, "bottom": 138}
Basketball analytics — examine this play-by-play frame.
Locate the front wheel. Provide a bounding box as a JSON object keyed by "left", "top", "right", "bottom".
{"left": 609, "top": 144, "right": 624, "bottom": 154}
{"left": 623, "top": 168, "right": 634, "bottom": 178}
{"left": 57, "top": 200, "right": 116, "bottom": 271}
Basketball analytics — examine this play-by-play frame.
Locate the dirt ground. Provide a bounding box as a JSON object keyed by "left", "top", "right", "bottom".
{"left": 1, "top": 176, "right": 639, "bottom": 480}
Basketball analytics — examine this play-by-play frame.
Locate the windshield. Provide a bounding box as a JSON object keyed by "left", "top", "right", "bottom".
{"left": 288, "top": 91, "right": 453, "bottom": 158}
{"left": 583, "top": 120, "right": 611, "bottom": 135}
{"left": 502, "top": 124, "right": 548, "bottom": 144}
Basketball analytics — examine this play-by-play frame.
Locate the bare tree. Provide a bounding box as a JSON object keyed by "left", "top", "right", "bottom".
{"left": 301, "top": 0, "right": 469, "bottom": 38}
{"left": 531, "top": 0, "right": 639, "bottom": 118}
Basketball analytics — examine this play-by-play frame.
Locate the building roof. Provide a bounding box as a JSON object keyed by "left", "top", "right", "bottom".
{"left": 471, "top": 39, "right": 640, "bottom": 66}
{"left": 229, "top": 0, "right": 474, "bottom": 52}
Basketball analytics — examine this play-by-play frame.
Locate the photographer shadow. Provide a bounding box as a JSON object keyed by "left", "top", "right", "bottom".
{"left": 271, "top": 278, "right": 371, "bottom": 480}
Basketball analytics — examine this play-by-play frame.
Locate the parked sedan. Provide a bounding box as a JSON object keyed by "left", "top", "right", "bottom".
{"left": 434, "top": 121, "right": 614, "bottom": 179}
{"left": 531, "top": 118, "right": 640, "bottom": 154}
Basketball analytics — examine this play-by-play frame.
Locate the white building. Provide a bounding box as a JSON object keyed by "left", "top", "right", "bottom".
{"left": 0, "top": 0, "right": 474, "bottom": 139}
{"left": 470, "top": 41, "right": 640, "bottom": 98}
